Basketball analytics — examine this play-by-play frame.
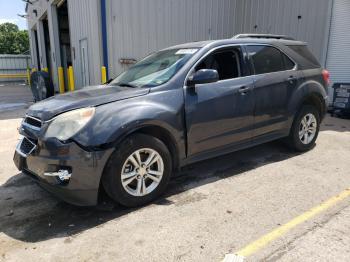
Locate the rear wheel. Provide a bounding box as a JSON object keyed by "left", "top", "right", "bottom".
{"left": 102, "top": 134, "right": 172, "bottom": 207}
{"left": 287, "top": 105, "right": 320, "bottom": 152}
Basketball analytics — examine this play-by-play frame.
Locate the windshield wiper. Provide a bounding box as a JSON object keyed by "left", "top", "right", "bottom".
{"left": 117, "top": 82, "right": 138, "bottom": 88}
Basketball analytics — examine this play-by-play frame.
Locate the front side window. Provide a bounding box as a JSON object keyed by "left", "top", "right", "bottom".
{"left": 195, "top": 47, "right": 242, "bottom": 80}
{"left": 110, "top": 48, "right": 198, "bottom": 88}
{"left": 246, "top": 45, "right": 295, "bottom": 74}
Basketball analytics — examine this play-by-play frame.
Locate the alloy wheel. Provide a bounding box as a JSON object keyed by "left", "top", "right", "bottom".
{"left": 121, "top": 148, "right": 164, "bottom": 197}
{"left": 299, "top": 113, "right": 317, "bottom": 145}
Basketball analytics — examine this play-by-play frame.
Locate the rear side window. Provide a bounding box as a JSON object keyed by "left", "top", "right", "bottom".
{"left": 246, "top": 45, "right": 295, "bottom": 74}
{"left": 287, "top": 45, "right": 320, "bottom": 67}
{"left": 283, "top": 55, "right": 295, "bottom": 70}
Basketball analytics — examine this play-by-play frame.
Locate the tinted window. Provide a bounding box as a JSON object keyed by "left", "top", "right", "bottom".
{"left": 283, "top": 55, "right": 295, "bottom": 70}
{"left": 196, "top": 48, "right": 241, "bottom": 80}
{"left": 247, "top": 45, "right": 294, "bottom": 74}
{"left": 287, "top": 45, "right": 320, "bottom": 67}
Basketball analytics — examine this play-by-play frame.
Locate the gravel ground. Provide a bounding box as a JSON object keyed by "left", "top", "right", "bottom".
{"left": 0, "top": 84, "right": 349, "bottom": 262}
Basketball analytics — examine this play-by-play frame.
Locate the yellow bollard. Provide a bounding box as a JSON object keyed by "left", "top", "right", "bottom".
{"left": 67, "top": 68, "right": 71, "bottom": 91}
{"left": 68, "top": 66, "right": 75, "bottom": 91}
{"left": 101, "top": 66, "right": 107, "bottom": 84}
{"left": 58, "top": 67, "right": 65, "bottom": 94}
{"left": 27, "top": 69, "right": 31, "bottom": 85}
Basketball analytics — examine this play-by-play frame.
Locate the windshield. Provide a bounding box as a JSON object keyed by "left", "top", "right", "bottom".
{"left": 110, "top": 48, "right": 198, "bottom": 88}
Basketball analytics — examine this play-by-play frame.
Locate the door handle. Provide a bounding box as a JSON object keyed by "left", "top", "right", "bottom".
{"left": 287, "top": 76, "right": 297, "bottom": 83}
{"left": 238, "top": 86, "right": 251, "bottom": 95}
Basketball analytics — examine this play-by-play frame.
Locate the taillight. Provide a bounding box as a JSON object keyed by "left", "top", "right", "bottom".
{"left": 322, "top": 69, "right": 330, "bottom": 85}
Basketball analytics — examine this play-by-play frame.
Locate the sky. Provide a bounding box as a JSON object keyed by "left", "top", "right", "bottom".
{"left": 0, "top": 0, "right": 27, "bottom": 30}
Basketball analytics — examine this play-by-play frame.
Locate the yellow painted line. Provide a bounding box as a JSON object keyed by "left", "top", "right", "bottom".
{"left": 224, "top": 188, "right": 350, "bottom": 261}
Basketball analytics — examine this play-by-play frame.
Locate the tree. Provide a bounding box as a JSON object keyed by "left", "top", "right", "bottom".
{"left": 0, "top": 23, "right": 30, "bottom": 54}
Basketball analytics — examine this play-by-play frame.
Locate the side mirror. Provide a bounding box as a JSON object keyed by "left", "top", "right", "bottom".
{"left": 187, "top": 69, "right": 219, "bottom": 87}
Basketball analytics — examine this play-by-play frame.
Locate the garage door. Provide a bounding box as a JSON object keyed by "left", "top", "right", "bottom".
{"left": 326, "top": 0, "right": 350, "bottom": 104}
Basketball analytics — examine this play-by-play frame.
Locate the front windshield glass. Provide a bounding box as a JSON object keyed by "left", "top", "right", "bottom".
{"left": 110, "top": 48, "right": 199, "bottom": 88}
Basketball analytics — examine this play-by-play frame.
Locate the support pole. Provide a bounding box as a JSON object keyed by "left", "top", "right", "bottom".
{"left": 101, "top": 0, "right": 109, "bottom": 80}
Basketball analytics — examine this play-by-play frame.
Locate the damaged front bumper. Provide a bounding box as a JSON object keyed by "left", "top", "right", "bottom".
{"left": 13, "top": 136, "right": 113, "bottom": 206}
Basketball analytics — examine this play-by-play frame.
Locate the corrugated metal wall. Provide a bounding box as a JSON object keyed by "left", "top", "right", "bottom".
{"left": 27, "top": 0, "right": 332, "bottom": 89}
{"left": 233, "top": 0, "right": 331, "bottom": 64}
{"left": 106, "top": 0, "right": 330, "bottom": 78}
{"left": 106, "top": 0, "right": 240, "bottom": 77}
{"left": 67, "top": 0, "right": 103, "bottom": 88}
{"left": 0, "top": 55, "right": 30, "bottom": 82}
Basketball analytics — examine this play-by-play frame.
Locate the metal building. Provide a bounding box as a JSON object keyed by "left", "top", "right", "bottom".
{"left": 0, "top": 55, "right": 31, "bottom": 83}
{"left": 26, "top": 0, "right": 349, "bottom": 100}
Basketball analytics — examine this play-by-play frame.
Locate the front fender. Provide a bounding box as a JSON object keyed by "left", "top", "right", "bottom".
{"left": 73, "top": 88, "right": 186, "bottom": 157}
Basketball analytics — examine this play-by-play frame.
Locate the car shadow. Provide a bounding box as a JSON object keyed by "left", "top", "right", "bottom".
{"left": 0, "top": 141, "right": 301, "bottom": 243}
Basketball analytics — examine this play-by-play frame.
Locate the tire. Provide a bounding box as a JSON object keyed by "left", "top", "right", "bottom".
{"left": 287, "top": 105, "right": 320, "bottom": 152}
{"left": 102, "top": 134, "right": 172, "bottom": 207}
{"left": 30, "top": 71, "right": 54, "bottom": 102}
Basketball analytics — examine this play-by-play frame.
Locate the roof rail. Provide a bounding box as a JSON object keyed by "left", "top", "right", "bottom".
{"left": 233, "top": 34, "right": 295, "bottom": 40}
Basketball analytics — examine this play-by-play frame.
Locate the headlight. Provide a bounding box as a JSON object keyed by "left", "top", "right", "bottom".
{"left": 45, "top": 107, "right": 95, "bottom": 141}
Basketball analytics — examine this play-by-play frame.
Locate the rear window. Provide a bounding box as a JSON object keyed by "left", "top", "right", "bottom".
{"left": 287, "top": 45, "right": 320, "bottom": 67}
{"left": 246, "top": 45, "right": 295, "bottom": 74}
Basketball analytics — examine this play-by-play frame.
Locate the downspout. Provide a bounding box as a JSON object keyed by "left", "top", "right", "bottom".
{"left": 101, "top": 0, "right": 109, "bottom": 79}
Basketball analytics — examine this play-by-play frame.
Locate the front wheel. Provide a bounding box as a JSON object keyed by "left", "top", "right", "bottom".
{"left": 102, "top": 134, "right": 172, "bottom": 207}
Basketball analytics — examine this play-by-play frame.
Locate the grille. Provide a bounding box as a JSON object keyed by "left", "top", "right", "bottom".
{"left": 24, "top": 116, "right": 42, "bottom": 129}
{"left": 19, "top": 137, "right": 36, "bottom": 155}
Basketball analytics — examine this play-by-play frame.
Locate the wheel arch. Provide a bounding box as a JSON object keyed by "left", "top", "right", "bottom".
{"left": 97, "top": 123, "right": 181, "bottom": 204}
{"left": 289, "top": 80, "right": 327, "bottom": 121}
{"left": 128, "top": 125, "right": 180, "bottom": 170}
{"left": 300, "top": 92, "right": 326, "bottom": 119}
{"left": 106, "top": 123, "right": 181, "bottom": 171}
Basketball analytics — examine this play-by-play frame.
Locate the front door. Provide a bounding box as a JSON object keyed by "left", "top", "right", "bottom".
{"left": 80, "top": 38, "right": 90, "bottom": 87}
{"left": 185, "top": 46, "right": 255, "bottom": 157}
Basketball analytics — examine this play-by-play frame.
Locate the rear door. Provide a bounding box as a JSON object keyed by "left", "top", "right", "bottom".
{"left": 185, "top": 46, "right": 255, "bottom": 157}
{"left": 246, "top": 45, "right": 299, "bottom": 138}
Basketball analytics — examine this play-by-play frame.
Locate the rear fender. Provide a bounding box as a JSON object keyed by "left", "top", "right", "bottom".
{"left": 287, "top": 80, "right": 327, "bottom": 128}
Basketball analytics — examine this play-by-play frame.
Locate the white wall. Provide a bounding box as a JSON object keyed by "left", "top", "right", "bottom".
{"left": 326, "top": 0, "right": 350, "bottom": 103}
